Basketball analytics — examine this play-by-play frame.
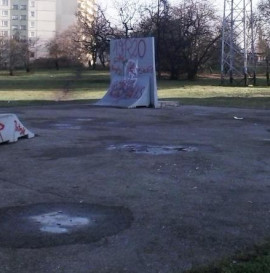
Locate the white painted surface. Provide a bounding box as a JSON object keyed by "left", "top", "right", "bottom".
{"left": 96, "top": 37, "right": 158, "bottom": 108}
{"left": 0, "top": 114, "right": 34, "bottom": 144}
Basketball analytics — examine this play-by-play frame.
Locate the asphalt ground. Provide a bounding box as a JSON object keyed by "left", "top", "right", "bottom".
{"left": 0, "top": 103, "right": 269, "bottom": 273}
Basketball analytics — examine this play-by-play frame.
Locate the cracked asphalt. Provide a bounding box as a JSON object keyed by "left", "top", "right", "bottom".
{"left": 0, "top": 103, "right": 269, "bottom": 273}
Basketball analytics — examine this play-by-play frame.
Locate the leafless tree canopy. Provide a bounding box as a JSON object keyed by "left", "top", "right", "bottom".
{"left": 257, "top": 0, "right": 270, "bottom": 84}
{"left": 2, "top": 0, "right": 268, "bottom": 79}
{"left": 75, "top": 3, "right": 114, "bottom": 69}
{"left": 0, "top": 33, "right": 39, "bottom": 75}
{"left": 136, "top": 0, "right": 221, "bottom": 79}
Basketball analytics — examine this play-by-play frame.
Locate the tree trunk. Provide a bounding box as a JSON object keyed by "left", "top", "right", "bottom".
{"left": 55, "top": 60, "right": 59, "bottom": 70}
{"left": 88, "top": 60, "right": 92, "bottom": 69}
{"left": 266, "top": 58, "right": 269, "bottom": 86}
{"left": 25, "top": 63, "right": 30, "bottom": 73}
{"left": 187, "top": 67, "right": 198, "bottom": 80}
{"left": 99, "top": 53, "right": 105, "bottom": 68}
{"left": 169, "top": 64, "right": 179, "bottom": 80}
{"left": 92, "top": 53, "right": 97, "bottom": 70}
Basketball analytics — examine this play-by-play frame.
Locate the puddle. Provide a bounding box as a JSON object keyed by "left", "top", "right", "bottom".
{"left": 31, "top": 118, "right": 93, "bottom": 130}
{"left": 0, "top": 203, "right": 133, "bottom": 248}
{"left": 76, "top": 118, "right": 93, "bottom": 122}
{"left": 262, "top": 139, "right": 270, "bottom": 144}
{"left": 30, "top": 211, "right": 91, "bottom": 234}
{"left": 31, "top": 118, "right": 131, "bottom": 130}
{"left": 52, "top": 123, "right": 82, "bottom": 130}
{"left": 107, "top": 144, "right": 198, "bottom": 155}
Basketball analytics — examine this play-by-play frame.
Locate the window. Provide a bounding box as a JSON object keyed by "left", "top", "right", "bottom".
{"left": 30, "top": 21, "right": 35, "bottom": 28}
{"left": 30, "top": 11, "right": 35, "bottom": 17}
{"left": 1, "top": 20, "right": 8, "bottom": 27}
{"left": 20, "top": 15, "right": 27, "bottom": 20}
{"left": 2, "top": 10, "right": 8, "bottom": 16}
{"left": 12, "top": 4, "right": 18, "bottom": 9}
{"left": 30, "top": 31, "right": 35, "bottom": 37}
{"left": 20, "top": 5, "right": 27, "bottom": 10}
{"left": 12, "top": 25, "right": 18, "bottom": 30}
{"left": 1, "top": 30, "right": 8, "bottom": 37}
{"left": 20, "top": 25, "right": 26, "bottom": 30}
{"left": 30, "top": 1, "right": 35, "bottom": 7}
{"left": 1, "top": 0, "right": 8, "bottom": 6}
{"left": 12, "top": 15, "right": 19, "bottom": 20}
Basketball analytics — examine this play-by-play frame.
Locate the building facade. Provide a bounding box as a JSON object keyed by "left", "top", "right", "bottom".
{"left": 56, "top": 0, "right": 78, "bottom": 33}
{"left": 0, "top": 0, "right": 94, "bottom": 58}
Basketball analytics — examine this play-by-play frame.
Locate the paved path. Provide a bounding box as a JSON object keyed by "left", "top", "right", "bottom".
{"left": 0, "top": 104, "right": 269, "bottom": 273}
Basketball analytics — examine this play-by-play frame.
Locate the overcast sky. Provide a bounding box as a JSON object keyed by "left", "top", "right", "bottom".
{"left": 98, "top": 0, "right": 259, "bottom": 26}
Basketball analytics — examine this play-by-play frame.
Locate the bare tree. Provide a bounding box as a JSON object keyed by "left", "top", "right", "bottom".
{"left": 5, "top": 35, "right": 22, "bottom": 76}
{"left": 175, "top": 0, "right": 221, "bottom": 79}
{"left": 0, "top": 33, "right": 37, "bottom": 74}
{"left": 19, "top": 37, "right": 39, "bottom": 72}
{"left": 75, "top": 3, "right": 113, "bottom": 69}
{"left": 113, "top": 0, "right": 141, "bottom": 37}
{"left": 138, "top": 0, "right": 221, "bottom": 80}
{"left": 258, "top": 0, "right": 270, "bottom": 84}
{"left": 47, "top": 27, "right": 81, "bottom": 70}
{"left": 0, "top": 37, "right": 8, "bottom": 69}
{"left": 47, "top": 34, "right": 63, "bottom": 70}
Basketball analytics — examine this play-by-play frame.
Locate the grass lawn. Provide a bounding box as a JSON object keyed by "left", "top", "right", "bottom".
{"left": 0, "top": 69, "right": 270, "bottom": 109}
{"left": 186, "top": 242, "right": 270, "bottom": 273}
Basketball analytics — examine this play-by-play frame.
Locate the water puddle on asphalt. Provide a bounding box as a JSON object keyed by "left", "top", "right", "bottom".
{"left": 107, "top": 144, "right": 198, "bottom": 155}
{"left": 30, "top": 211, "right": 91, "bottom": 234}
{"left": 52, "top": 123, "right": 82, "bottom": 130}
{"left": 75, "top": 118, "right": 93, "bottom": 122}
{"left": 51, "top": 118, "right": 93, "bottom": 130}
{"left": 0, "top": 203, "right": 133, "bottom": 248}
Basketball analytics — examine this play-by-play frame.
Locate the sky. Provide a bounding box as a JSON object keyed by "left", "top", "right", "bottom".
{"left": 98, "top": 0, "right": 260, "bottom": 26}
{"left": 98, "top": 0, "right": 260, "bottom": 13}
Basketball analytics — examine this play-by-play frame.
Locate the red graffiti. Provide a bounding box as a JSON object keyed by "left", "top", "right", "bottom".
{"left": 138, "top": 65, "right": 153, "bottom": 74}
{"left": 108, "top": 79, "right": 145, "bottom": 100}
{"left": 112, "top": 38, "right": 147, "bottom": 61}
{"left": 111, "top": 64, "right": 123, "bottom": 75}
{"left": 14, "top": 120, "right": 26, "bottom": 135}
{"left": 138, "top": 39, "right": 146, "bottom": 58}
{"left": 0, "top": 123, "right": 4, "bottom": 131}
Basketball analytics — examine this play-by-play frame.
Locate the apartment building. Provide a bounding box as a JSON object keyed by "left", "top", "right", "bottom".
{"left": 0, "top": 0, "right": 95, "bottom": 58}
{"left": 56, "top": 0, "right": 78, "bottom": 33}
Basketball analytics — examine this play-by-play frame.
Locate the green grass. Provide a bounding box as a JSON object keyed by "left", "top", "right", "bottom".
{"left": 0, "top": 69, "right": 109, "bottom": 102}
{"left": 186, "top": 242, "right": 270, "bottom": 273}
{"left": 157, "top": 76, "right": 270, "bottom": 109}
{"left": 0, "top": 69, "right": 270, "bottom": 109}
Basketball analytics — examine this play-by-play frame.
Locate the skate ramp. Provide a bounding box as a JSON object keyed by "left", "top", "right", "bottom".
{"left": 96, "top": 76, "right": 151, "bottom": 108}
{"left": 0, "top": 114, "right": 34, "bottom": 144}
{"left": 96, "top": 37, "right": 158, "bottom": 108}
